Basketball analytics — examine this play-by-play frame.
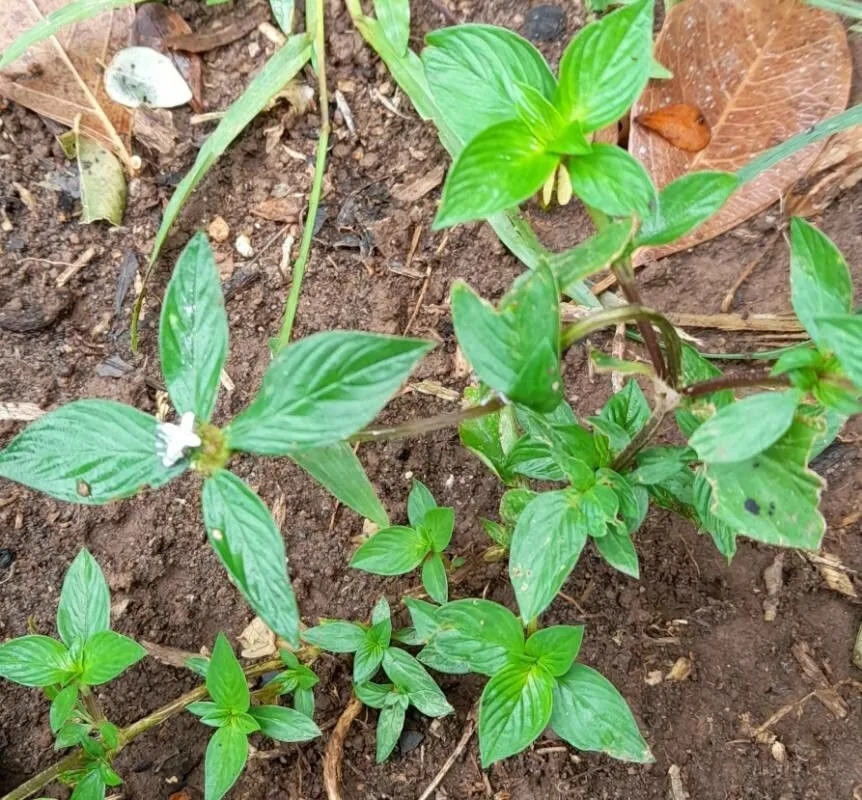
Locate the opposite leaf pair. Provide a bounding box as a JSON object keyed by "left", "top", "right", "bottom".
{"left": 351, "top": 479, "right": 455, "bottom": 603}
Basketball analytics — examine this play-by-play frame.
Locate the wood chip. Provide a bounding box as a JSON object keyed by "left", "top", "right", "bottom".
{"left": 252, "top": 196, "right": 301, "bottom": 222}
{"left": 763, "top": 553, "right": 784, "bottom": 622}
{"left": 409, "top": 380, "right": 460, "bottom": 402}
{"left": 791, "top": 641, "right": 849, "bottom": 719}
{"left": 208, "top": 215, "right": 230, "bottom": 243}
{"left": 238, "top": 617, "right": 277, "bottom": 659}
{"left": 668, "top": 764, "right": 690, "bottom": 800}
{"left": 0, "top": 402, "right": 44, "bottom": 421}
{"left": 666, "top": 656, "right": 693, "bottom": 682}
{"left": 392, "top": 165, "right": 446, "bottom": 204}
{"left": 56, "top": 246, "right": 96, "bottom": 287}
{"left": 804, "top": 551, "right": 857, "bottom": 598}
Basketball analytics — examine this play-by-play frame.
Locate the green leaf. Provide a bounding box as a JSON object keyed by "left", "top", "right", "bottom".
{"left": 187, "top": 701, "right": 230, "bottom": 727}
{"left": 422, "top": 24, "right": 556, "bottom": 143}
{"left": 147, "top": 34, "right": 311, "bottom": 266}
{"left": 505, "top": 437, "right": 567, "bottom": 481}
{"left": 435, "top": 119, "right": 559, "bottom": 228}
{"left": 635, "top": 172, "right": 740, "bottom": 247}
{"left": 355, "top": 681, "right": 396, "bottom": 709}
{"left": 0, "top": 636, "right": 72, "bottom": 687}
{"left": 0, "top": 1, "right": 141, "bottom": 70}
{"left": 689, "top": 390, "right": 801, "bottom": 463}
{"left": 510, "top": 490, "right": 589, "bottom": 622}
{"left": 227, "top": 332, "right": 431, "bottom": 454}
{"left": 204, "top": 724, "right": 249, "bottom": 800}
{"left": 500, "top": 488, "right": 538, "bottom": 526}
{"left": 376, "top": 699, "right": 407, "bottom": 762}
{"left": 789, "top": 218, "right": 853, "bottom": 346}
{"left": 676, "top": 344, "right": 734, "bottom": 436}
{"left": 294, "top": 687, "right": 315, "bottom": 717}
{"left": 420, "top": 507, "right": 455, "bottom": 552}
{"left": 594, "top": 526, "right": 640, "bottom": 578}
{"left": 566, "top": 144, "right": 656, "bottom": 219}
{"left": 631, "top": 446, "right": 693, "bottom": 485}
{"left": 289, "top": 441, "right": 389, "bottom": 528}
{"left": 98, "top": 721, "right": 119, "bottom": 750}
{"left": 270, "top": 0, "right": 295, "bottom": 33}
{"left": 371, "top": 596, "right": 391, "bottom": 625}
{"left": 407, "top": 479, "right": 437, "bottom": 527}
{"left": 479, "top": 662, "right": 554, "bottom": 766}
{"left": 205, "top": 634, "right": 249, "bottom": 714}
{"left": 202, "top": 471, "right": 299, "bottom": 645}
{"left": 597, "top": 380, "right": 650, "bottom": 444}
{"left": 62, "top": 132, "right": 126, "bottom": 226}
{"left": 70, "top": 770, "right": 106, "bottom": 800}
{"left": 422, "top": 599, "right": 525, "bottom": 676}
{"left": 815, "top": 315, "right": 862, "bottom": 390}
{"left": 551, "top": 663, "right": 653, "bottom": 762}
{"left": 0, "top": 400, "right": 185, "bottom": 505}
{"left": 525, "top": 626, "right": 584, "bottom": 677}
{"left": 451, "top": 264, "right": 561, "bottom": 412}
{"left": 159, "top": 233, "right": 228, "bottom": 422}
{"left": 702, "top": 417, "right": 825, "bottom": 549}
{"left": 57, "top": 550, "right": 110, "bottom": 648}
{"left": 403, "top": 597, "right": 440, "bottom": 644}
{"left": 301, "top": 621, "right": 366, "bottom": 653}
{"left": 373, "top": 0, "right": 410, "bottom": 54}
{"left": 354, "top": 638, "right": 386, "bottom": 684}
{"left": 555, "top": 0, "right": 654, "bottom": 132}
{"left": 382, "top": 648, "right": 453, "bottom": 717}
{"left": 350, "top": 526, "right": 430, "bottom": 575}
{"left": 548, "top": 219, "right": 634, "bottom": 297}
{"left": 421, "top": 552, "right": 449, "bottom": 605}
{"left": 80, "top": 631, "right": 146, "bottom": 685}
{"left": 515, "top": 84, "right": 569, "bottom": 145}
{"left": 589, "top": 348, "right": 655, "bottom": 378}
{"left": 50, "top": 685, "right": 79, "bottom": 733}
{"left": 249, "top": 704, "right": 321, "bottom": 742}
{"left": 458, "top": 387, "right": 518, "bottom": 482}
{"left": 692, "top": 471, "right": 737, "bottom": 560}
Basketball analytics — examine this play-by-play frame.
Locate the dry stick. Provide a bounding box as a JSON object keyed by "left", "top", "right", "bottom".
{"left": 681, "top": 372, "right": 791, "bottom": 399}
{"left": 665, "top": 311, "right": 804, "bottom": 334}
{"left": 323, "top": 695, "right": 364, "bottom": 800}
{"left": 417, "top": 705, "right": 478, "bottom": 800}
{"left": 2, "top": 658, "right": 283, "bottom": 800}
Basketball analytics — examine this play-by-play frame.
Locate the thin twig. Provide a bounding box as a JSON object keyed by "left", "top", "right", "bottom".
{"left": 681, "top": 372, "right": 791, "bottom": 399}
{"left": 417, "top": 706, "right": 478, "bottom": 800}
{"left": 720, "top": 232, "right": 780, "bottom": 312}
{"left": 323, "top": 695, "right": 363, "bottom": 800}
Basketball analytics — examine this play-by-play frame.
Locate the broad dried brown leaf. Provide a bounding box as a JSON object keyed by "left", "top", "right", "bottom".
{"left": 629, "top": 0, "right": 850, "bottom": 262}
{"left": 635, "top": 103, "right": 711, "bottom": 152}
{"left": 0, "top": 0, "right": 133, "bottom": 152}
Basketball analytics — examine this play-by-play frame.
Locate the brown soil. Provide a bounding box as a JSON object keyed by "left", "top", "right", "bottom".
{"left": 1, "top": 1, "right": 861, "bottom": 799}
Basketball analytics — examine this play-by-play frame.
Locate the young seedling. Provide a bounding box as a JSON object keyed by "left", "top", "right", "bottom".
{"left": 0, "top": 233, "right": 431, "bottom": 648}
{"left": 350, "top": 480, "right": 455, "bottom": 603}
{"left": 0, "top": 549, "right": 146, "bottom": 799}
{"left": 411, "top": 598, "right": 651, "bottom": 766}
{"left": 187, "top": 634, "right": 321, "bottom": 800}
{"left": 301, "top": 597, "right": 453, "bottom": 761}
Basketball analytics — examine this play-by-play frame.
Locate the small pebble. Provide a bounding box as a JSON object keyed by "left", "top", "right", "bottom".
{"left": 207, "top": 216, "right": 230, "bottom": 243}
{"left": 0, "top": 548, "right": 15, "bottom": 569}
{"left": 523, "top": 5, "right": 566, "bottom": 42}
{"left": 235, "top": 234, "right": 254, "bottom": 258}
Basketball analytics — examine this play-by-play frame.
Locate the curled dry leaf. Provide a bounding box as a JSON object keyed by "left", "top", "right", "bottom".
{"left": 635, "top": 103, "right": 711, "bottom": 152}
{"left": 239, "top": 616, "right": 277, "bottom": 659}
{"left": 629, "top": 0, "right": 851, "bottom": 263}
{"left": 132, "top": 2, "right": 204, "bottom": 112}
{"left": 0, "top": 0, "right": 133, "bottom": 158}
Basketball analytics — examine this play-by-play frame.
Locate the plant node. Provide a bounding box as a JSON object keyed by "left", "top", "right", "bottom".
{"left": 193, "top": 424, "right": 231, "bottom": 475}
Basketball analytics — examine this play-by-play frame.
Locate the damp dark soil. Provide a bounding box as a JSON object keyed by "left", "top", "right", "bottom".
{"left": 1, "top": 1, "right": 861, "bottom": 799}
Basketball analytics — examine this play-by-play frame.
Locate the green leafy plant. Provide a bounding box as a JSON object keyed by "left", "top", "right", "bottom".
{"left": 0, "top": 550, "right": 145, "bottom": 798}
{"left": 187, "top": 634, "right": 321, "bottom": 800}
{"left": 350, "top": 480, "right": 455, "bottom": 603}
{"left": 0, "top": 233, "right": 430, "bottom": 649}
{"left": 302, "top": 597, "right": 453, "bottom": 761}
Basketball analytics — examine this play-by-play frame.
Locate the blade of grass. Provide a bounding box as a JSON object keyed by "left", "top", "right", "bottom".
{"left": 275, "top": 0, "right": 328, "bottom": 349}
{"left": 0, "top": 0, "right": 142, "bottom": 70}
{"left": 804, "top": 0, "right": 862, "bottom": 19}
{"left": 132, "top": 33, "right": 313, "bottom": 348}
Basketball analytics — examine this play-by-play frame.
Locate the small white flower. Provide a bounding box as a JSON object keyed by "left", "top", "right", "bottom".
{"left": 156, "top": 411, "right": 202, "bottom": 468}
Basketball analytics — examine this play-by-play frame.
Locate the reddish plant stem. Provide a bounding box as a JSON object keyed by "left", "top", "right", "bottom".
{"left": 681, "top": 372, "right": 791, "bottom": 399}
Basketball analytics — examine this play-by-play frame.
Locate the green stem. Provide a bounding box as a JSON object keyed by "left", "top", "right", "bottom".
{"left": 561, "top": 306, "right": 682, "bottom": 387}
{"left": 276, "top": 0, "right": 330, "bottom": 350}
{"left": 350, "top": 397, "right": 505, "bottom": 443}
{"left": 2, "top": 659, "right": 283, "bottom": 800}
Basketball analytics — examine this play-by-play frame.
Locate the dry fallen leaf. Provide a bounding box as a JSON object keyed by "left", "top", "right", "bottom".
{"left": 0, "top": 0, "right": 134, "bottom": 162}
{"left": 132, "top": 2, "right": 203, "bottom": 112}
{"left": 635, "top": 103, "right": 711, "bottom": 152}
{"left": 666, "top": 656, "right": 693, "bottom": 682}
{"left": 239, "top": 617, "right": 277, "bottom": 658}
{"left": 629, "top": 0, "right": 851, "bottom": 262}
{"left": 804, "top": 551, "right": 858, "bottom": 598}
